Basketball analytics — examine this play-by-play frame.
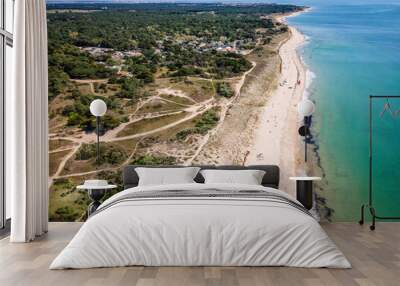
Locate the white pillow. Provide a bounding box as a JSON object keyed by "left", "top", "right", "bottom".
{"left": 135, "top": 167, "right": 200, "bottom": 186}
{"left": 200, "top": 169, "right": 266, "bottom": 185}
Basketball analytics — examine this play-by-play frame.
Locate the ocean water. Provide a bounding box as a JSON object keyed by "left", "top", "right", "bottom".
{"left": 288, "top": 2, "right": 400, "bottom": 221}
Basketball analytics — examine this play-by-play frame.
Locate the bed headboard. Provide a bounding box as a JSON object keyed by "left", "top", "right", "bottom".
{"left": 123, "top": 165, "right": 280, "bottom": 189}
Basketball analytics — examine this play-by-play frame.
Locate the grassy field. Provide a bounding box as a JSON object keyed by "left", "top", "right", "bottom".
{"left": 61, "top": 158, "right": 96, "bottom": 176}
{"left": 158, "top": 94, "right": 194, "bottom": 106}
{"left": 49, "top": 149, "right": 73, "bottom": 176}
{"left": 150, "top": 111, "right": 213, "bottom": 141}
{"left": 49, "top": 171, "right": 123, "bottom": 221}
{"left": 61, "top": 141, "right": 130, "bottom": 175}
{"left": 171, "top": 78, "right": 215, "bottom": 102}
{"left": 49, "top": 139, "right": 75, "bottom": 152}
{"left": 112, "top": 138, "right": 140, "bottom": 156}
{"left": 49, "top": 178, "right": 89, "bottom": 221}
{"left": 136, "top": 99, "right": 185, "bottom": 114}
{"left": 116, "top": 111, "right": 188, "bottom": 137}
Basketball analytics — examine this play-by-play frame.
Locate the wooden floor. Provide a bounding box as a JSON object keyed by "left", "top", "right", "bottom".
{"left": 0, "top": 222, "right": 399, "bottom": 286}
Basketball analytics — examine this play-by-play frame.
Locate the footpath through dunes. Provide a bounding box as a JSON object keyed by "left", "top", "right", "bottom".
{"left": 191, "top": 30, "right": 288, "bottom": 166}
{"left": 48, "top": 94, "right": 216, "bottom": 181}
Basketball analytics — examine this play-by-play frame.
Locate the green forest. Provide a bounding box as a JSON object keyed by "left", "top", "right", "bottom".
{"left": 47, "top": 3, "right": 300, "bottom": 100}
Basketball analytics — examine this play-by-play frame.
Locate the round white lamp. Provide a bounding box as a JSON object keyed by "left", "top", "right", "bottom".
{"left": 297, "top": 99, "right": 315, "bottom": 117}
{"left": 90, "top": 99, "right": 107, "bottom": 117}
{"left": 90, "top": 99, "right": 107, "bottom": 166}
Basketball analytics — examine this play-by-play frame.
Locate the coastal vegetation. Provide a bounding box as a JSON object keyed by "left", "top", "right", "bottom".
{"left": 176, "top": 109, "right": 220, "bottom": 141}
{"left": 62, "top": 92, "right": 122, "bottom": 131}
{"left": 75, "top": 143, "right": 126, "bottom": 165}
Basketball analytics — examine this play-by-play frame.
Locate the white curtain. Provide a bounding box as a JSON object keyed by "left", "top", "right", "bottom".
{"left": 9, "top": 0, "right": 49, "bottom": 242}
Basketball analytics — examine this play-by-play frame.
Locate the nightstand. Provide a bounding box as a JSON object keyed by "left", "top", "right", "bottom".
{"left": 289, "top": 177, "right": 321, "bottom": 210}
{"left": 77, "top": 182, "right": 117, "bottom": 216}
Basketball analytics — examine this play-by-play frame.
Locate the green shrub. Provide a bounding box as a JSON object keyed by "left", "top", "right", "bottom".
{"left": 62, "top": 93, "right": 121, "bottom": 132}
{"left": 53, "top": 178, "right": 75, "bottom": 190}
{"left": 176, "top": 109, "right": 219, "bottom": 140}
{"left": 75, "top": 143, "right": 126, "bottom": 165}
{"left": 54, "top": 206, "right": 80, "bottom": 221}
{"left": 132, "top": 154, "right": 176, "bottom": 165}
{"left": 115, "top": 77, "right": 142, "bottom": 100}
{"left": 216, "top": 82, "right": 234, "bottom": 98}
{"left": 194, "top": 109, "right": 219, "bottom": 134}
{"left": 104, "top": 115, "right": 121, "bottom": 130}
{"left": 176, "top": 128, "right": 196, "bottom": 140}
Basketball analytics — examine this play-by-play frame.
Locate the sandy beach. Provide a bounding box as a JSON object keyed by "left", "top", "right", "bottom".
{"left": 246, "top": 12, "right": 308, "bottom": 197}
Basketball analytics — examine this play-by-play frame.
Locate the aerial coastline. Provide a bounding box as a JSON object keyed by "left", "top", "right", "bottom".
{"left": 45, "top": 3, "right": 307, "bottom": 220}
{"left": 45, "top": 2, "right": 400, "bottom": 222}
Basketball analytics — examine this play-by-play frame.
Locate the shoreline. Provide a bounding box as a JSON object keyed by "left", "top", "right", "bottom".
{"left": 245, "top": 10, "right": 310, "bottom": 197}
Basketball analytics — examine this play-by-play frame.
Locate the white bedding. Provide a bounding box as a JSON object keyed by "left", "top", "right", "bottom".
{"left": 50, "top": 183, "right": 351, "bottom": 269}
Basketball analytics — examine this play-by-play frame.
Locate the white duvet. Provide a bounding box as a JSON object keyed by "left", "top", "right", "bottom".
{"left": 50, "top": 183, "right": 350, "bottom": 269}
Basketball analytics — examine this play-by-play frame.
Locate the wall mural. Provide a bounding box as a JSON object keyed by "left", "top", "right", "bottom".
{"left": 48, "top": 2, "right": 400, "bottom": 223}
{"left": 47, "top": 3, "right": 305, "bottom": 221}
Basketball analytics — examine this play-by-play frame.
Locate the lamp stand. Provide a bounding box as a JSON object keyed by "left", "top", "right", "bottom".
{"left": 304, "top": 116, "right": 308, "bottom": 162}
{"left": 96, "top": 116, "right": 100, "bottom": 167}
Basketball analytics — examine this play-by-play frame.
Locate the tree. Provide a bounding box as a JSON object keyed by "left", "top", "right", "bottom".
{"left": 48, "top": 66, "right": 69, "bottom": 99}
{"left": 216, "top": 82, "right": 234, "bottom": 98}
{"left": 116, "top": 77, "right": 142, "bottom": 99}
{"left": 67, "top": 112, "right": 82, "bottom": 126}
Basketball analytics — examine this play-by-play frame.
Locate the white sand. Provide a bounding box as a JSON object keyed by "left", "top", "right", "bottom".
{"left": 246, "top": 14, "right": 308, "bottom": 197}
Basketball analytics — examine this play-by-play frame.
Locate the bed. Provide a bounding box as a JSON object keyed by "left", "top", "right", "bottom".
{"left": 50, "top": 165, "right": 350, "bottom": 269}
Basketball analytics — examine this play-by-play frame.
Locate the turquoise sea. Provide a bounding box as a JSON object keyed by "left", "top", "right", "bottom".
{"left": 286, "top": 1, "right": 400, "bottom": 221}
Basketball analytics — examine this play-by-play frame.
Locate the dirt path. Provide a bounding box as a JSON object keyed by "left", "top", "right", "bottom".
{"left": 101, "top": 110, "right": 185, "bottom": 141}
{"left": 111, "top": 102, "right": 215, "bottom": 142}
{"left": 50, "top": 95, "right": 215, "bottom": 179}
{"left": 49, "top": 143, "right": 82, "bottom": 184}
{"left": 51, "top": 108, "right": 203, "bottom": 146}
